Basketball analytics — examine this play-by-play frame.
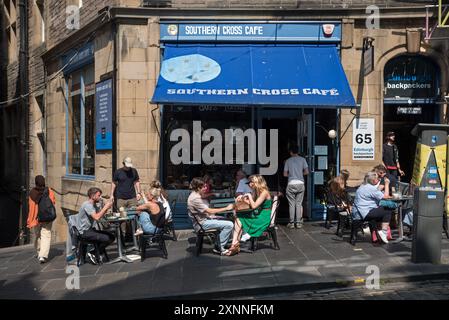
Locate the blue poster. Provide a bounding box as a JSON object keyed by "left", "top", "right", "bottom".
{"left": 95, "top": 79, "right": 113, "bottom": 150}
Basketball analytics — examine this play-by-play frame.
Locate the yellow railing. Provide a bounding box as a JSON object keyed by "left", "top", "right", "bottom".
{"left": 439, "top": 0, "right": 449, "bottom": 27}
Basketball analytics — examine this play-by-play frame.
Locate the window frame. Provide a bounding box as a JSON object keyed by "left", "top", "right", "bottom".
{"left": 64, "top": 64, "right": 95, "bottom": 180}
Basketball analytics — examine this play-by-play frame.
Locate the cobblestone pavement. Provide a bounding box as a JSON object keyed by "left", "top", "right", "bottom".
{"left": 238, "top": 278, "right": 449, "bottom": 300}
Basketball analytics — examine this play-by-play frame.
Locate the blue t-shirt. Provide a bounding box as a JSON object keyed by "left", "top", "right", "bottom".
{"left": 352, "top": 184, "right": 384, "bottom": 220}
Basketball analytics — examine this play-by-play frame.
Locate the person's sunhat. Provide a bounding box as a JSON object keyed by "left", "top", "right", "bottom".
{"left": 123, "top": 157, "right": 133, "bottom": 168}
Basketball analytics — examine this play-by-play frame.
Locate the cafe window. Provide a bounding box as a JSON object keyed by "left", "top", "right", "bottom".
{"left": 162, "top": 105, "right": 252, "bottom": 191}
{"left": 66, "top": 64, "right": 95, "bottom": 177}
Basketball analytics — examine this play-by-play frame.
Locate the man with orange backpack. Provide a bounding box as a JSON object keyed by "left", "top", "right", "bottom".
{"left": 27, "top": 175, "right": 56, "bottom": 264}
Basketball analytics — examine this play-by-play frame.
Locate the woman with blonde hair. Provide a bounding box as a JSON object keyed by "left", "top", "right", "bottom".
{"left": 135, "top": 187, "right": 166, "bottom": 235}
{"left": 226, "top": 174, "right": 272, "bottom": 256}
{"left": 149, "top": 180, "right": 173, "bottom": 221}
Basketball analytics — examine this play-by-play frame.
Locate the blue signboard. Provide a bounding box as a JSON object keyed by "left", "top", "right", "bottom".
{"left": 95, "top": 79, "right": 113, "bottom": 151}
{"left": 62, "top": 42, "right": 94, "bottom": 75}
{"left": 151, "top": 44, "right": 356, "bottom": 108}
{"left": 160, "top": 23, "right": 341, "bottom": 42}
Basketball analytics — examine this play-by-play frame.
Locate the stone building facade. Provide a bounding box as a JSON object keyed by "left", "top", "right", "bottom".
{"left": 1, "top": 0, "right": 449, "bottom": 244}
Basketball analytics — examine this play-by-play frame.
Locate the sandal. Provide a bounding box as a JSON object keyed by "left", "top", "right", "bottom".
{"left": 225, "top": 243, "right": 240, "bottom": 256}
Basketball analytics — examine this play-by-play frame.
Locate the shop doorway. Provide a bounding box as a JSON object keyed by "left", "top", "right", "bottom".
{"left": 383, "top": 55, "right": 441, "bottom": 183}
{"left": 383, "top": 104, "right": 439, "bottom": 183}
{"left": 259, "top": 108, "right": 312, "bottom": 223}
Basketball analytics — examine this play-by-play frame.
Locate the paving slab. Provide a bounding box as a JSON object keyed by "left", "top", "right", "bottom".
{"left": 1, "top": 223, "right": 449, "bottom": 299}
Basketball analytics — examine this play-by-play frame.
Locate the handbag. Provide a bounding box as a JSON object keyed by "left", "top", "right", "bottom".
{"left": 235, "top": 199, "right": 251, "bottom": 211}
{"left": 379, "top": 199, "right": 398, "bottom": 209}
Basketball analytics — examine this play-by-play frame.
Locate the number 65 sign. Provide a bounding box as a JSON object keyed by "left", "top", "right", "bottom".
{"left": 353, "top": 118, "right": 375, "bottom": 160}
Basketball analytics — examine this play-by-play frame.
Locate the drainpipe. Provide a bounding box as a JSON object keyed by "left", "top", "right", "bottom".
{"left": 18, "top": 0, "right": 29, "bottom": 245}
{"left": 112, "top": 19, "right": 118, "bottom": 189}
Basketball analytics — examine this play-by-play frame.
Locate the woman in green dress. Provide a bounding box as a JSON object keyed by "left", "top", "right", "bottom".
{"left": 226, "top": 174, "right": 272, "bottom": 256}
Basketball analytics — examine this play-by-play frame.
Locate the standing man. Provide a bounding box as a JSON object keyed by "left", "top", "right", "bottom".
{"left": 284, "top": 145, "right": 309, "bottom": 229}
{"left": 110, "top": 157, "right": 142, "bottom": 209}
{"left": 382, "top": 131, "right": 405, "bottom": 179}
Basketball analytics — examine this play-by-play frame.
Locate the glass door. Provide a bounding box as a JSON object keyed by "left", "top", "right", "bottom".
{"left": 297, "top": 111, "right": 313, "bottom": 220}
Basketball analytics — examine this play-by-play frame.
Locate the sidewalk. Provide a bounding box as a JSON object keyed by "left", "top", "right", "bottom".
{"left": 1, "top": 222, "right": 449, "bottom": 300}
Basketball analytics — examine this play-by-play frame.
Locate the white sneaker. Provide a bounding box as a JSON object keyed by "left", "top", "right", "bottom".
{"left": 378, "top": 230, "right": 389, "bottom": 244}
{"left": 241, "top": 233, "right": 251, "bottom": 242}
{"left": 86, "top": 252, "right": 98, "bottom": 265}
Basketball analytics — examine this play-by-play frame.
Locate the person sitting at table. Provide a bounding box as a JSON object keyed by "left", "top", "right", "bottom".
{"left": 135, "top": 187, "right": 166, "bottom": 235}
{"left": 187, "top": 177, "right": 235, "bottom": 255}
{"left": 328, "top": 176, "right": 352, "bottom": 214}
{"left": 373, "top": 164, "right": 397, "bottom": 195}
{"left": 150, "top": 180, "right": 173, "bottom": 221}
{"left": 75, "top": 187, "right": 115, "bottom": 264}
{"left": 235, "top": 169, "right": 252, "bottom": 196}
{"left": 351, "top": 171, "right": 393, "bottom": 244}
{"left": 201, "top": 174, "right": 215, "bottom": 199}
{"left": 226, "top": 174, "right": 273, "bottom": 256}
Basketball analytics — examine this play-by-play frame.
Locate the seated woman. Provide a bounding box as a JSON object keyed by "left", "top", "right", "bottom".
{"left": 150, "top": 180, "right": 173, "bottom": 221}
{"left": 135, "top": 188, "right": 166, "bottom": 235}
{"left": 226, "top": 174, "right": 272, "bottom": 256}
{"left": 328, "top": 176, "right": 352, "bottom": 213}
{"left": 351, "top": 171, "right": 393, "bottom": 244}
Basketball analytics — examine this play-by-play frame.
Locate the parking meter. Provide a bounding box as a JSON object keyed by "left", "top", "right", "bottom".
{"left": 410, "top": 123, "right": 449, "bottom": 264}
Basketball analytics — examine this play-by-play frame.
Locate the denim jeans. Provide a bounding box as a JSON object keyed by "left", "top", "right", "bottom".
{"left": 286, "top": 183, "right": 305, "bottom": 223}
{"left": 139, "top": 212, "right": 160, "bottom": 235}
{"left": 201, "top": 219, "right": 234, "bottom": 251}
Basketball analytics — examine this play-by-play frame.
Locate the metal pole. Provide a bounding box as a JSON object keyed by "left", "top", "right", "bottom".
{"left": 18, "top": 0, "right": 29, "bottom": 246}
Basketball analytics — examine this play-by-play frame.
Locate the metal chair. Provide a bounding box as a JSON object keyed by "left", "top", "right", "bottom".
{"left": 249, "top": 196, "right": 281, "bottom": 251}
{"left": 139, "top": 226, "right": 168, "bottom": 261}
{"left": 71, "top": 226, "right": 104, "bottom": 266}
{"left": 349, "top": 207, "right": 378, "bottom": 246}
{"left": 163, "top": 199, "right": 177, "bottom": 241}
{"left": 398, "top": 181, "right": 411, "bottom": 196}
{"left": 189, "top": 213, "right": 221, "bottom": 256}
{"left": 324, "top": 187, "right": 339, "bottom": 229}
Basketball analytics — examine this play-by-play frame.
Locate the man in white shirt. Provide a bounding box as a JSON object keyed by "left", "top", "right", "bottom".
{"left": 235, "top": 169, "right": 252, "bottom": 196}
{"left": 284, "top": 145, "right": 309, "bottom": 229}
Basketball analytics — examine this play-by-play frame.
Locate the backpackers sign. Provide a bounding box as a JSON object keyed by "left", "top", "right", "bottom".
{"left": 384, "top": 56, "right": 438, "bottom": 101}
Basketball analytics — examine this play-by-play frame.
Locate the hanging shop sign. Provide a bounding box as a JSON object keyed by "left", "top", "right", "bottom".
{"left": 95, "top": 78, "right": 113, "bottom": 151}
{"left": 363, "top": 37, "right": 374, "bottom": 76}
{"left": 353, "top": 118, "right": 375, "bottom": 160}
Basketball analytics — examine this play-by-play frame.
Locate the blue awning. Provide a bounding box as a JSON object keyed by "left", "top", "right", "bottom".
{"left": 151, "top": 44, "right": 357, "bottom": 108}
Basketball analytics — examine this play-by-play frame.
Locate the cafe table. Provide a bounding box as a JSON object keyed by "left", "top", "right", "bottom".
{"left": 390, "top": 195, "right": 414, "bottom": 243}
{"left": 104, "top": 215, "right": 134, "bottom": 264}
{"left": 124, "top": 208, "right": 141, "bottom": 254}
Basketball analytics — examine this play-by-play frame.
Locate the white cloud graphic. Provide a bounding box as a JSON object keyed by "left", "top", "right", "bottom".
{"left": 161, "top": 54, "right": 221, "bottom": 84}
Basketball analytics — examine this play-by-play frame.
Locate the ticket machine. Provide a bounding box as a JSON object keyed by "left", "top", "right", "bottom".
{"left": 411, "top": 123, "right": 449, "bottom": 264}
